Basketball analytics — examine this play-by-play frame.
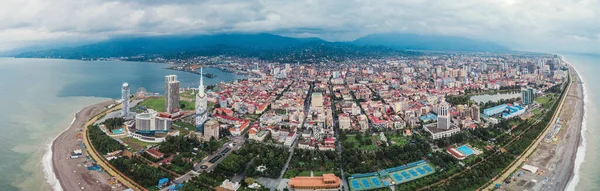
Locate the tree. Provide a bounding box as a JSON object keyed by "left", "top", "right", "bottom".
{"left": 245, "top": 178, "right": 255, "bottom": 185}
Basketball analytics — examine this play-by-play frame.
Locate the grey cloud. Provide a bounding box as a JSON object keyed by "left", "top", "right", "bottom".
{"left": 0, "top": 0, "right": 599, "bottom": 53}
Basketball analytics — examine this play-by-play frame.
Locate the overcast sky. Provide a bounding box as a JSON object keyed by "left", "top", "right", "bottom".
{"left": 1, "top": 0, "right": 599, "bottom": 53}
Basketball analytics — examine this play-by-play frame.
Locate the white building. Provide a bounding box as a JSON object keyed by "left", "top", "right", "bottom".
{"left": 196, "top": 68, "right": 209, "bottom": 132}
{"left": 135, "top": 109, "right": 172, "bottom": 133}
{"left": 424, "top": 124, "right": 460, "bottom": 140}
{"left": 121, "top": 82, "right": 130, "bottom": 117}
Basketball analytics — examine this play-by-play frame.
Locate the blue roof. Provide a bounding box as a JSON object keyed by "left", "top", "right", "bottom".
{"left": 483, "top": 104, "right": 508, "bottom": 116}
{"left": 159, "top": 178, "right": 169, "bottom": 185}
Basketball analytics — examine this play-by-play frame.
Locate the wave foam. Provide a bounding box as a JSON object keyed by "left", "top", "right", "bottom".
{"left": 42, "top": 111, "right": 79, "bottom": 191}
{"left": 565, "top": 61, "right": 587, "bottom": 191}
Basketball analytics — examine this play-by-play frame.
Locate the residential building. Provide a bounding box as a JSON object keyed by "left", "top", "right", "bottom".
{"left": 521, "top": 87, "right": 535, "bottom": 105}
{"left": 165, "top": 75, "right": 180, "bottom": 114}
{"left": 121, "top": 82, "right": 130, "bottom": 117}
{"left": 470, "top": 104, "right": 480, "bottom": 122}
{"left": 203, "top": 119, "right": 220, "bottom": 141}
{"left": 311, "top": 92, "right": 323, "bottom": 108}
{"left": 135, "top": 109, "right": 172, "bottom": 134}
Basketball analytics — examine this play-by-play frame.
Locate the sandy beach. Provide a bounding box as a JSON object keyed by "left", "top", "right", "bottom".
{"left": 51, "top": 101, "right": 120, "bottom": 191}
{"left": 500, "top": 64, "right": 584, "bottom": 191}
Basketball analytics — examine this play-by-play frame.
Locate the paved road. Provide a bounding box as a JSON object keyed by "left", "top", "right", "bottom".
{"left": 82, "top": 103, "right": 146, "bottom": 191}
{"left": 174, "top": 136, "right": 245, "bottom": 184}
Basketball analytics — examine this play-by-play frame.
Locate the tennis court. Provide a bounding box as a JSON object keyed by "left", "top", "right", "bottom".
{"left": 348, "top": 176, "right": 386, "bottom": 191}
{"left": 387, "top": 162, "right": 436, "bottom": 185}
{"left": 349, "top": 161, "right": 436, "bottom": 191}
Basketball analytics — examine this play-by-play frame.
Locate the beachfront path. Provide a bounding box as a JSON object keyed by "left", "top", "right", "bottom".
{"left": 484, "top": 66, "right": 581, "bottom": 191}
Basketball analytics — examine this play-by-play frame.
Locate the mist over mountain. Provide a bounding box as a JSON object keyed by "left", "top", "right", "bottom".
{"left": 13, "top": 33, "right": 508, "bottom": 61}
{"left": 352, "top": 33, "right": 508, "bottom": 52}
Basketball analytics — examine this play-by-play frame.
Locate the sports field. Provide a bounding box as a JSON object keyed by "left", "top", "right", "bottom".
{"left": 348, "top": 160, "right": 436, "bottom": 191}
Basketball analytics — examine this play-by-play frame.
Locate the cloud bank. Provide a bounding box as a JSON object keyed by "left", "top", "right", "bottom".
{"left": 1, "top": 0, "right": 599, "bottom": 53}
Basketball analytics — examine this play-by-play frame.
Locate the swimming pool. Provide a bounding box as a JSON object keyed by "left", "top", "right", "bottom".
{"left": 112, "top": 128, "right": 125, "bottom": 134}
{"left": 457, "top": 145, "right": 474, "bottom": 156}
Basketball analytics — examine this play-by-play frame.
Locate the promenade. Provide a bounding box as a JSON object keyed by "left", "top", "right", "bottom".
{"left": 482, "top": 67, "right": 574, "bottom": 190}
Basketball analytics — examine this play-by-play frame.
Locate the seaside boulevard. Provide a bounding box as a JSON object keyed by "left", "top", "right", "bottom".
{"left": 484, "top": 60, "right": 584, "bottom": 190}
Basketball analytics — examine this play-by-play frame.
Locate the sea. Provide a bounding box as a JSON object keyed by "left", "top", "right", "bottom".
{"left": 0, "top": 58, "right": 246, "bottom": 191}
{"left": 565, "top": 54, "right": 600, "bottom": 191}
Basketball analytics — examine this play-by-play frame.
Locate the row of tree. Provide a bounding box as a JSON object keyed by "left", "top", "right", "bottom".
{"left": 110, "top": 157, "right": 173, "bottom": 189}
{"left": 88, "top": 124, "right": 124, "bottom": 155}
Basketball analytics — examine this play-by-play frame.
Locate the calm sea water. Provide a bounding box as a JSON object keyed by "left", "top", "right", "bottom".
{"left": 565, "top": 55, "right": 600, "bottom": 191}
{"left": 0, "top": 58, "right": 245, "bottom": 191}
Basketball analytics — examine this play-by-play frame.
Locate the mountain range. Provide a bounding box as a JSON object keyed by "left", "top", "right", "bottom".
{"left": 12, "top": 33, "right": 509, "bottom": 61}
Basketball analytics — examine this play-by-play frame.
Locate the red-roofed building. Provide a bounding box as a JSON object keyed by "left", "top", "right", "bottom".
{"left": 145, "top": 148, "right": 165, "bottom": 159}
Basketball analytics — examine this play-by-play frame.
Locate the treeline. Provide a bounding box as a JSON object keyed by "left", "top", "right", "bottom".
{"left": 285, "top": 149, "right": 340, "bottom": 178}
{"left": 238, "top": 142, "right": 290, "bottom": 178}
{"left": 110, "top": 156, "right": 172, "bottom": 189}
{"left": 88, "top": 124, "right": 124, "bottom": 155}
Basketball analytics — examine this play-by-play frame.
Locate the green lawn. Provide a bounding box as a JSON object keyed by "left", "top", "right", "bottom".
{"left": 121, "top": 137, "right": 156, "bottom": 150}
{"left": 173, "top": 121, "right": 195, "bottom": 134}
{"left": 180, "top": 90, "right": 196, "bottom": 99}
{"left": 344, "top": 134, "right": 377, "bottom": 151}
{"left": 388, "top": 135, "right": 409, "bottom": 146}
{"left": 138, "top": 97, "right": 195, "bottom": 112}
{"left": 535, "top": 96, "right": 552, "bottom": 105}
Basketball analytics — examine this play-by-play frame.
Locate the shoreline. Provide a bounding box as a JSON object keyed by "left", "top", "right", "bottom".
{"left": 42, "top": 112, "right": 79, "bottom": 191}
{"left": 565, "top": 60, "right": 587, "bottom": 191}
{"left": 49, "top": 101, "right": 118, "bottom": 191}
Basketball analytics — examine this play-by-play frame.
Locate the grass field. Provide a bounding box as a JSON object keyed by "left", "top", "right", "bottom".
{"left": 388, "top": 134, "right": 409, "bottom": 146}
{"left": 121, "top": 137, "right": 156, "bottom": 150}
{"left": 138, "top": 97, "right": 195, "bottom": 112}
{"left": 345, "top": 134, "right": 377, "bottom": 151}
{"left": 535, "top": 96, "right": 552, "bottom": 105}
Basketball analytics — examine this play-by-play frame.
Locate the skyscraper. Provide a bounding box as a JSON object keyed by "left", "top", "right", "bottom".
{"left": 165, "top": 75, "right": 180, "bottom": 113}
{"left": 196, "top": 68, "right": 209, "bottom": 132}
{"left": 521, "top": 88, "right": 535, "bottom": 105}
{"left": 470, "top": 104, "right": 480, "bottom": 122}
{"left": 437, "top": 101, "right": 451, "bottom": 129}
{"left": 121, "top": 82, "right": 130, "bottom": 117}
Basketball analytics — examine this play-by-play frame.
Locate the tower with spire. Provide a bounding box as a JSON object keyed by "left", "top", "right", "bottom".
{"left": 196, "top": 68, "right": 209, "bottom": 132}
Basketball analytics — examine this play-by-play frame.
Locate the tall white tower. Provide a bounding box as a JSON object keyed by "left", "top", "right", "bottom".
{"left": 196, "top": 68, "right": 209, "bottom": 132}
{"left": 437, "top": 101, "right": 451, "bottom": 129}
{"left": 121, "top": 82, "right": 130, "bottom": 117}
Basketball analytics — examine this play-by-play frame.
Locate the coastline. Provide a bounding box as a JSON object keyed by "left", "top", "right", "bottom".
{"left": 49, "top": 101, "right": 117, "bottom": 191}
{"left": 43, "top": 112, "right": 78, "bottom": 191}
{"left": 565, "top": 60, "right": 587, "bottom": 191}
{"left": 484, "top": 59, "right": 583, "bottom": 191}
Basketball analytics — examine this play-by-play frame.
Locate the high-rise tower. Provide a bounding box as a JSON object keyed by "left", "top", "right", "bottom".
{"left": 196, "top": 68, "right": 209, "bottom": 132}
{"left": 121, "top": 82, "right": 130, "bottom": 117}
{"left": 165, "top": 75, "right": 180, "bottom": 113}
{"left": 437, "top": 101, "right": 451, "bottom": 129}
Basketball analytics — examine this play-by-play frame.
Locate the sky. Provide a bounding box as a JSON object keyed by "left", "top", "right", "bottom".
{"left": 1, "top": 0, "right": 599, "bottom": 53}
